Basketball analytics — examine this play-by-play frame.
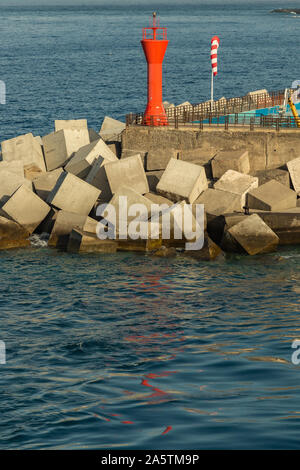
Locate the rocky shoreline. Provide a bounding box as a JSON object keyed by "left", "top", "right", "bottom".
{"left": 0, "top": 115, "right": 300, "bottom": 261}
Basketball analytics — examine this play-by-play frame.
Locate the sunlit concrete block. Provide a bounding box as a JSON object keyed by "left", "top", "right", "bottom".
{"left": 48, "top": 210, "right": 98, "bottom": 248}
{"left": 228, "top": 213, "right": 279, "bottom": 255}
{"left": 42, "top": 128, "right": 90, "bottom": 171}
{"left": 1, "top": 184, "right": 50, "bottom": 233}
{"left": 55, "top": 119, "right": 88, "bottom": 132}
{"left": 33, "top": 168, "right": 64, "bottom": 201}
{"left": 105, "top": 154, "right": 149, "bottom": 195}
{"left": 247, "top": 180, "right": 297, "bottom": 211}
{"left": 0, "top": 160, "right": 24, "bottom": 178}
{"left": 1, "top": 133, "right": 46, "bottom": 172}
{"left": 157, "top": 158, "right": 208, "bottom": 203}
{"left": 47, "top": 172, "right": 101, "bottom": 215}
{"left": 67, "top": 229, "right": 118, "bottom": 254}
{"left": 65, "top": 138, "right": 117, "bottom": 179}
{"left": 0, "top": 215, "right": 30, "bottom": 250}
{"left": 212, "top": 149, "right": 250, "bottom": 179}
{"left": 214, "top": 170, "right": 258, "bottom": 207}
{"left": 287, "top": 156, "right": 300, "bottom": 194}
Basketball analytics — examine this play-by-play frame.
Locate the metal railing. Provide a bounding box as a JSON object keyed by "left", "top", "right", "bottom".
{"left": 126, "top": 89, "right": 295, "bottom": 128}
{"left": 126, "top": 112, "right": 299, "bottom": 131}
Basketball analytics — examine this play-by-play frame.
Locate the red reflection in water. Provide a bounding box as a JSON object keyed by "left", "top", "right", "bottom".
{"left": 145, "top": 371, "right": 177, "bottom": 379}
{"left": 122, "top": 420, "right": 134, "bottom": 424}
{"left": 162, "top": 426, "right": 172, "bottom": 435}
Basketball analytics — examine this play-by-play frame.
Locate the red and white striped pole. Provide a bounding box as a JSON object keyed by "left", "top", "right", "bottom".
{"left": 210, "top": 36, "right": 220, "bottom": 106}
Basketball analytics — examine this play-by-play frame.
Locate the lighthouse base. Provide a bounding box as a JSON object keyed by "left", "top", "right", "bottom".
{"left": 142, "top": 104, "right": 169, "bottom": 127}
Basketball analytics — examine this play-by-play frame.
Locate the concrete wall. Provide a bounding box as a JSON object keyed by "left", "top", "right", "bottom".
{"left": 122, "top": 127, "right": 300, "bottom": 173}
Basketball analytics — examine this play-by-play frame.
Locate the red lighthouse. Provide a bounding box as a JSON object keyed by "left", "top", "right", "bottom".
{"left": 141, "top": 12, "right": 169, "bottom": 126}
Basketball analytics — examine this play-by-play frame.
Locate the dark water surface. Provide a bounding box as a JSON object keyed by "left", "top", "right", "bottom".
{"left": 0, "top": 1, "right": 300, "bottom": 450}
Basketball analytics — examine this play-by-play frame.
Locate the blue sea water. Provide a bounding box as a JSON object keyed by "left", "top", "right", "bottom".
{"left": 1, "top": 1, "right": 300, "bottom": 450}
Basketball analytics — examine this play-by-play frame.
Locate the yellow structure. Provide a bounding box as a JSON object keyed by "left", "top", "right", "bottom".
{"left": 288, "top": 96, "right": 300, "bottom": 128}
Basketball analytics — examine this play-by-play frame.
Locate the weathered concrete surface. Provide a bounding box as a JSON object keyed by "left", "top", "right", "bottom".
{"left": 185, "top": 234, "right": 222, "bottom": 261}
{"left": 64, "top": 139, "right": 117, "bottom": 179}
{"left": 89, "top": 128, "right": 101, "bottom": 143}
{"left": 287, "top": 157, "right": 300, "bottom": 194}
{"left": 144, "top": 192, "right": 174, "bottom": 207}
{"left": 48, "top": 210, "right": 98, "bottom": 248}
{"left": 247, "top": 180, "right": 297, "bottom": 211}
{"left": 100, "top": 116, "right": 126, "bottom": 141}
{"left": 211, "top": 149, "right": 250, "bottom": 179}
{"left": 253, "top": 168, "right": 290, "bottom": 187}
{"left": 85, "top": 158, "right": 112, "bottom": 202}
{"left": 107, "top": 141, "right": 122, "bottom": 159}
{"left": 0, "top": 170, "right": 29, "bottom": 201}
{"left": 47, "top": 173, "right": 101, "bottom": 215}
{"left": 0, "top": 161, "right": 24, "bottom": 178}
{"left": 146, "top": 170, "right": 164, "bottom": 192}
{"left": 43, "top": 128, "right": 90, "bottom": 171}
{"left": 157, "top": 158, "right": 208, "bottom": 203}
{"left": 152, "top": 245, "right": 177, "bottom": 257}
{"left": 0, "top": 215, "right": 30, "bottom": 250}
{"left": 33, "top": 168, "right": 64, "bottom": 201}
{"left": 55, "top": 119, "right": 88, "bottom": 132}
{"left": 1, "top": 133, "right": 46, "bottom": 172}
{"left": 214, "top": 170, "right": 258, "bottom": 207}
{"left": 67, "top": 229, "right": 117, "bottom": 254}
{"left": 252, "top": 210, "right": 300, "bottom": 245}
{"left": 105, "top": 154, "right": 149, "bottom": 195}
{"left": 24, "top": 164, "right": 45, "bottom": 181}
{"left": 178, "top": 148, "right": 214, "bottom": 179}
{"left": 146, "top": 149, "right": 179, "bottom": 171}
{"left": 99, "top": 186, "right": 153, "bottom": 231}
{"left": 195, "top": 188, "right": 241, "bottom": 216}
{"left": 227, "top": 213, "right": 279, "bottom": 255}
{"left": 42, "top": 130, "right": 69, "bottom": 171}
{"left": 1, "top": 184, "right": 50, "bottom": 233}
{"left": 122, "top": 127, "right": 300, "bottom": 173}
{"left": 117, "top": 221, "right": 162, "bottom": 252}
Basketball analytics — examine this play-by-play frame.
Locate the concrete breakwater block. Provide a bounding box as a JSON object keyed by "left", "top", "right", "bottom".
{"left": 89, "top": 128, "right": 101, "bottom": 143}
{"left": 99, "top": 186, "right": 153, "bottom": 231}
{"left": 1, "top": 133, "right": 46, "bottom": 172}
{"left": 33, "top": 168, "right": 64, "bottom": 201}
{"left": 251, "top": 210, "right": 300, "bottom": 245}
{"left": 178, "top": 149, "right": 214, "bottom": 179}
{"left": 1, "top": 184, "right": 50, "bottom": 234}
{"left": 55, "top": 119, "right": 88, "bottom": 132}
{"left": 85, "top": 158, "right": 113, "bottom": 202}
{"left": 65, "top": 139, "right": 117, "bottom": 179}
{"left": 0, "top": 170, "right": 29, "bottom": 201}
{"left": 47, "top": 173, "right": 101, "bottom": 215}
{"left": 212, "top": 149, "right": 250, "bottom": 179}
{"left": 184, "top": 234, "right": 222, "bottom": 261}
{"left": 105, "top": 154, "right": 149, "bottom": 195}
{"left": 195, "top": 188, "right": 241, "bottom": 217}
{"left": 253, "top": 168, "right": 290, "bottom": 187}
{"left": 100, "top": 116, "right": 126, "bottom": 141}
{"left": 247, "top": 180, "right": 297, "bottom": 211}
{"left": 0, "top": 215, "right": 30, "bottom": 250}
{"left": 146, "top": 149, "right": 178, "bottom": 171}
{"left": 214, "top": 170, "right": 258, "bottom": 207}
{"left": 0, "top": 160, "right": 24, "bottom": 178}
{"left": 227, "top": 213, "right": 279, "bottom": 255}
{"left": 144, "top": 192, "right": 174, "bottom": 207}
{"left": 67, "top": 229, "right": 118, "bottom": 254}
{"left": 157, "top": 158, "right": 208, "bottom": 203}
{"left": 42, "top": 128, "right": 90, "bottom": 171}
{"left": 287, "top": 156, "right": 300, "bottom": 194}
{"left": 48, "top": 210, "right": 98, "bottom": 248}
{"left": 146, "top": 170, "right": 164, "bottom": 192}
